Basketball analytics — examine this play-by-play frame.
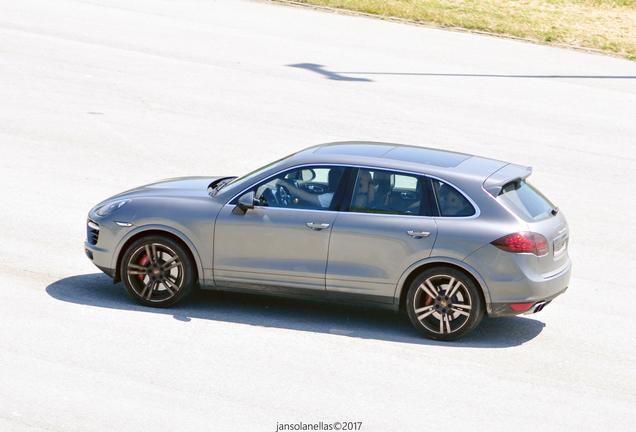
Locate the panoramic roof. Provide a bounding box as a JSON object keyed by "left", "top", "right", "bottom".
{"left": 314, "top": 142, "right": 471, "bottom": 168}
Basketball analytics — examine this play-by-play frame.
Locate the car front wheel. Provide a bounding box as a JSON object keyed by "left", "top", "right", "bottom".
{"left": 121, "top": 235, "right": 196, "bottom": 307}
{"left": 406, "top": 267, "right": 484, "bottom": 341}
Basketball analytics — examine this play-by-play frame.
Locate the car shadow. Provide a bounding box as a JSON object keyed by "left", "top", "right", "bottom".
{"left": 288, "top": 63, "right": 636, "bottom": 82}
{"left": 46, "top": 273, "right": 546, "bottom": 348}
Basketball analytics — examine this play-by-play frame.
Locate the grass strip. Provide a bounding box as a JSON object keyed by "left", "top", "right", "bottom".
{"left": 288, "top": 0, "right": 636, "bottom": 60}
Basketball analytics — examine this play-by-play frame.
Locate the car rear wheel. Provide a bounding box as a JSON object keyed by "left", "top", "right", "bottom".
{"left": 406, "top": 267, "right": 484, "bottom": 341}
{"left": 121, "top": 235, "right": 195, "bottom": 307}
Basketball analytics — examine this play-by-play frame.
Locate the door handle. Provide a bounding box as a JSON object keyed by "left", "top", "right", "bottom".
{"left": 307, "top": 222, "right": 330, "bottom": 230}
{"left": 407, "top": 230, "right": 430, "bottom": 238}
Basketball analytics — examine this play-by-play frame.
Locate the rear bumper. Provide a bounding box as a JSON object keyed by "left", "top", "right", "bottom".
{"left": 464, "top": 245, "right": 572, "bottom": 317}
{"left": 489, "top": 286, "right": 568, "bottom": 317}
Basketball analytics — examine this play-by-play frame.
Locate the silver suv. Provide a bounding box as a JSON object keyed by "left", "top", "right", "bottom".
{"left": 85, "top": 142, "right": 571, "bottom": 341}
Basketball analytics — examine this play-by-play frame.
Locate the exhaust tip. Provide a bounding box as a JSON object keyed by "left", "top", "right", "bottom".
{"left": 533, "top": 302, "right": 547, "bottom": 313}
{"left": 524, "top": 300, "right": 552, "bottom": 315}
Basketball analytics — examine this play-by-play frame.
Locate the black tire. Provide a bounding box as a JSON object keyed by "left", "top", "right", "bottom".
{"left": 406, "top": 267, "right": 484, "bottom": 341}
{"left": 120, "top": 235, "right": 196, "bottom": 307}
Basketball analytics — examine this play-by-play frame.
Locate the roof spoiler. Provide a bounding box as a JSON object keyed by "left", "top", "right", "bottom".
{"left": 483, "top": 164, "right": 532, "bottom": 196}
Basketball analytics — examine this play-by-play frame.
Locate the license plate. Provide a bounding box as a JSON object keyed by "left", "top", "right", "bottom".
{"left": 553, "top": 235, "right": 567, "bottom": 257}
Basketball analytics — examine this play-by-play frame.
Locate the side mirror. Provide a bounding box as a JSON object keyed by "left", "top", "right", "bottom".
{"left": 301, "top": 168, "right": 316, "bottom": 181}
{"left": 232, "top": 191, "right": 255, "bottom": 215}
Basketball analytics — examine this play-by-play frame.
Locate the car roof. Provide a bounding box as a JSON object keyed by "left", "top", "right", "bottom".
{"left": 215, "top": 142, "right": 533, "bottom": 200}
{"left": 290, "top": 141, "right": 519, "bottom": 184}
{"left": 314, "top": 142, "right": 471, "bottom": 168}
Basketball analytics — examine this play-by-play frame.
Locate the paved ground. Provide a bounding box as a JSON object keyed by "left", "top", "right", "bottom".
{"left": 1, "top": 0, "right": 635, "bottom": 431}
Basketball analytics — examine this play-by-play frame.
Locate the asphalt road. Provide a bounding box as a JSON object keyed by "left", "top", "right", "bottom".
{"left": 1, "top": 0, "right": 635, "bottom": 431}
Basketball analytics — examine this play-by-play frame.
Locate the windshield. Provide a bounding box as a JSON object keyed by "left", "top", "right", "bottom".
{"left": 497, "top": 180, "right": 556, "bottom": 222}
{"left": 213, "top": 155, "right": 291, "bottom": 196}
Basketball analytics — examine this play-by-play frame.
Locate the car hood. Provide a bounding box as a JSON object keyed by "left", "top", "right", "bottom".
{"left": 110, "top": 176, "right": 222, "bottom": 200}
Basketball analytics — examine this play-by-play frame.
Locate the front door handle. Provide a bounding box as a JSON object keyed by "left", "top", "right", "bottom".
{"left": 307, "top": 222, "right": 330, "bottom": 230}
{"left": 407, "top": 230, "right": 430, "bottom": 238}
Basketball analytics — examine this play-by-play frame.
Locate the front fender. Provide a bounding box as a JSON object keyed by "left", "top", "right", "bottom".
{"left": 111, "top": 224, "right": 206, "bottom": 284}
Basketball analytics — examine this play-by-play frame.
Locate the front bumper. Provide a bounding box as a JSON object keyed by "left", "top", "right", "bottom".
{"left": 84, "top": 215, "right": 133, "bottom": 280}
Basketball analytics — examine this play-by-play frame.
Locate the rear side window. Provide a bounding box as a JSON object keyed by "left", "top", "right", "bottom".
{"left": 348, "top": 169, "right": 431, "bottom": 216}
{"left": 431, "top": 180, "right": 475, "bottom": 217}
{"left": 497, "top": 180, "right": 555, "bottom": 222}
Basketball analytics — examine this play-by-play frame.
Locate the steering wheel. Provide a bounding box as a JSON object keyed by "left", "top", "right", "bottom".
{"left": 277, "top": 184, "right": 293, "bottom": 206}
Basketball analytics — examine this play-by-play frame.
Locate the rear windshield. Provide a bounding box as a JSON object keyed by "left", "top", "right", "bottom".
{"left": 497, "top": 180, "right": 556, "bottom": 222}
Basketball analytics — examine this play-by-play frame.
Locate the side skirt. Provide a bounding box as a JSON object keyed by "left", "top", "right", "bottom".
{"left": 199, "top": 281, "right": 399, "bottom": 312}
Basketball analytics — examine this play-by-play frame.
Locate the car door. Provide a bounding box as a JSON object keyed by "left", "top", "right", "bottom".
{"left": 326, "top": 168, "right": 438, "bottom": 303}
{"left": 213, "top": 166, "right": 349, "bottom": 292}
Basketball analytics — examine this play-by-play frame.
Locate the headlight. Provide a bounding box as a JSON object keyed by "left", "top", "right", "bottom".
{"left": 96, "top": 199, "right": 131, "bottom": 216}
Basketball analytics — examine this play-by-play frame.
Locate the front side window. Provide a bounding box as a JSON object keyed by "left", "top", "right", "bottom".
{"left": 349, "top": 169, "right": 425, "bottom": 216}
{"left": 252, "top": 166, "right": 345, "bottom": 211}
{"left": 432, "top": 180, "right": 475, "bottom": 217}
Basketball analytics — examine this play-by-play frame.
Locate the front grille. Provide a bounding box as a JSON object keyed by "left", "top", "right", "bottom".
{"left": 87, "top": 220, "right": 100, "bottom": 245}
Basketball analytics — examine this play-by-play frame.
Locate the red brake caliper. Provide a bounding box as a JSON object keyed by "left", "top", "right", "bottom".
{"left": 138, "top": 254, "right": 149, "bottom": 281}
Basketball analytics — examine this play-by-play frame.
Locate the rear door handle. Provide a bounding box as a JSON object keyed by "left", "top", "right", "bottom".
{"left": 307, "top": 222, "right": 330, "bottom": 230}
{"left": 407, "top": 230, "right": 430, "bottom": 238}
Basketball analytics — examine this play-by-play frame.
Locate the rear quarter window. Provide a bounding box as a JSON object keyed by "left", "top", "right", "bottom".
{"left": 431, "top": 180, "right": 475, "bottom": 217}
{"left": 497, "top": 180, "right": 556, "bottom": 222}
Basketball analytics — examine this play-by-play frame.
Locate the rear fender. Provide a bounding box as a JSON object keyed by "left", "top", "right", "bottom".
{"left": 395, "top": 257, "right": 493, "bottom": 314}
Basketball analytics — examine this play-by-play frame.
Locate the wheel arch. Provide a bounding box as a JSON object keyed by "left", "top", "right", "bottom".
{"left": 112, "top": 225, "right": 204, "bottom": 284}
{"left": 396, "top": 258, "right": 492, "bottom": 314}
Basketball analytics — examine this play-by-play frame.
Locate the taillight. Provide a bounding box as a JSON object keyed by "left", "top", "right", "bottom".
{"left": 491, "top": 232, "right": 549, "bottom": 256}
